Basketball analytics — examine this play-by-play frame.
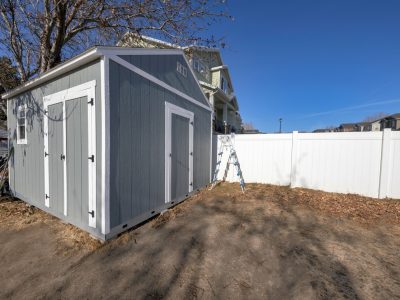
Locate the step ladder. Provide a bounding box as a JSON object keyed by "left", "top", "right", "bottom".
{"left": 210, "top": 134, "right": 245, "bottom": 192}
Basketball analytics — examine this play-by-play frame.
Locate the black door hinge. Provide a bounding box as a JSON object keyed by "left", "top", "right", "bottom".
{"left": 45, "top": 194, "right": 49, "bottom": 199}
{"left": 88, "top": 210, "right": 95, "bottom": 217}
{"left": 60, "top": 154, "right": 65, "bottom": 160}
{"left": 190, "top": 152, "right": 193, "bottom": 156}
{"left": 44, "top": 152, "right": 49, "bottom": 157}
{"left": 88, "top": 155, "right": 95, "bottom": 162}
{"left": 88, "top": 98, "right": 94, "bottom": 106}
{"left": 190, "top": 121, "right": 194, "bottom": 125}
{"left": 190, "top": 182, "right": 193, "bottom": 186}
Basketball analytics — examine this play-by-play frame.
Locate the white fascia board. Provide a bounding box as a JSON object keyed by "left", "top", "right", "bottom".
{"left": 108, "top": 54, "right": 212, "bottom": 112}
{"left": 98, "top": 47, "right": 183, "bottom": 56}
{"left": 2, "top": 48, "right": 101, "bottom": 100}
{"left": 210, "top": 65, "right": 228, "bottom": 71}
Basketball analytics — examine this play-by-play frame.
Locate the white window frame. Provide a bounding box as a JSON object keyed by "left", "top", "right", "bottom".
{"left": 192, "top": 57, "right": 210, "bottom": 80}
{"left": 176, "top": 61, "right": 187, "bottom": 77}
{"left": 17, "top": 104, "right": 27, "bottom": 145}
{"left": 165, "top": 102, "right": 194, "bottom": 204}
{"left": 220, "top": 74, "right": 228, "bottom": 94}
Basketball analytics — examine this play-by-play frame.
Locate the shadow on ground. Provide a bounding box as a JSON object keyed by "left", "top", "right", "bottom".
{"left": 1, "top": 183, "right": 400, "bottom": 299}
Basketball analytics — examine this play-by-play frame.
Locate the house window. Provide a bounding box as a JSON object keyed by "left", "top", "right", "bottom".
{"left": 221, "top": 75, "right": 228, "bottom": 94}
{"left": 17, "top": 104, "right": 27, "bottom": 144}
{"left": 192, "top": 58, "right": 209, "bottom": 78}
{"left": 176, "top": 61, "right": 187, "bottom": 77}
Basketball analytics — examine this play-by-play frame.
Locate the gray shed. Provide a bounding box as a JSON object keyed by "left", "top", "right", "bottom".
{"left": 3, "top": 47, "right": 212, "bottom": 240}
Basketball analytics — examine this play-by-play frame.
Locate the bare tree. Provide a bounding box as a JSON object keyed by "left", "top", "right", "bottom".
{"left": 0, "top": 57, "right": 20, "bottom": 127}
{"left": 363, "top": 112, "right": 388, "bottom": 122}
{"left": 0, "top": 0, "right": 231, "bottom": 83}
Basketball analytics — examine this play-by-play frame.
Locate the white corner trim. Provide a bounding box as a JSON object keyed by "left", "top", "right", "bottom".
{"left": 165, "top": 102, "right": 194, "bottom": 204}
{"left": 108, "top": 55, "right": 212, "bottom": 112}
{"left": 100, "top": 56, "right": 110, "bottom": 235}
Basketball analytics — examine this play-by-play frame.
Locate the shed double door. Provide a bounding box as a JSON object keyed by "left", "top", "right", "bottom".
{"left": 44, "top": 92, "right": 96, "bottom": 228}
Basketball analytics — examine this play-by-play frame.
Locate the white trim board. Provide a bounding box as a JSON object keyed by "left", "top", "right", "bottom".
{"left": 165, "top": 102, "right": 194, "bottom": 204}
{"left": 16, "top": 104, "right": 28, "bottom": 145}
{"left": 108, "top": 55, "right": 212, "bottom": 112}
{"left": 99, "top": 48, "right": 184, "bottom": 56}
{"left": 43, "top": 80, "right": 97, "bottom": 228}
{"left": 100, "top": 57, "right": 110, "bottom": 235}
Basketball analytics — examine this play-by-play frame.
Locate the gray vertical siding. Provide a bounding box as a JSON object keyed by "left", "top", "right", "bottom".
{"left": 66, "top": 97, "right": 89, "bottom": 229}
{"left": 119, "top": 54, "right": 209, "bottom": 108}
{"left": 171, "top": 114, "right": 190, "bottom": 201}
{"left": 7, "top": 60, "right": 104, "bottom": 238}
{"left": 109, "top": 57, "right": 211, "bottom": 229}
{"left": 48, "top": 102, "right": 64, "bottom": 216}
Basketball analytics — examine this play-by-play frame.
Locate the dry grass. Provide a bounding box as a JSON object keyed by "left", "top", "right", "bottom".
{"left": 214, "top": 182, "right": 400, "bottom": 225}
{"left": 1, "top": 183, "right": 400, "bottom": 299}
{"left": 0, "top": 197, "right": 102, "bottom": 254}
{"left": 1, "top": 184, "right": 399, "bottom": 255}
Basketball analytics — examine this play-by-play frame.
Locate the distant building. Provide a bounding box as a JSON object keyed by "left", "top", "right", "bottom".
{"left": 337, "top": 123, "right": 357, "bottom": 132}
{"left": 312, "top": 128, "right": 335, "bottom": 133}
{"left": 118, "top": 34, "right": 242, "bottom": 134}
{"left": 380, "top": 113, "right": 400, "bottom": 131}
{"left": 314, "top": 114, "right": 400, "bottom": 133}
{"left": 0, "top": 128, "right": 7, "bottom": 157}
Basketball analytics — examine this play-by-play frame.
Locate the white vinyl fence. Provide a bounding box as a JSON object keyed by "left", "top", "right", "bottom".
{"left": 212, "top": 129, "right": 400, "bottom": 199}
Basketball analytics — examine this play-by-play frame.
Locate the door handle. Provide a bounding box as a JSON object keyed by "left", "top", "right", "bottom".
{"left": 60, "top": 154, "right": 65, "bottom": 160}
{"left": 88, "top": 210, "right": 95, "bottom": 218}
{"left": 88, "top": 155, "right": 95, "bottom": 162}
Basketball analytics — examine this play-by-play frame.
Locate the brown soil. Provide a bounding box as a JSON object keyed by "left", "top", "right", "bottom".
{"left": 1, "top": 183, "right": 400, "bottom": 299}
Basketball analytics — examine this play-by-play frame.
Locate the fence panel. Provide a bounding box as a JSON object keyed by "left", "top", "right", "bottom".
{"left": 292, "top": 132, "right": 383, "bottom": 198}
{"left": 214, "top": 134, "right": 293, "bottom": 185}
{"left": 386, "top": 131, "right": 400, "bottom": 198}
{"left": 212, "top": 131, "right": 399, "bottom": 199}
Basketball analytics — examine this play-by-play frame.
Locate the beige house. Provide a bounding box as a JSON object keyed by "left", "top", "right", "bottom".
{"left": 380, "top": 113, "right": 400, "bottom": 131}
{"left": 118, "top": 34, "right": 242, "bottom": 133}
{"left": 365, "top": 113, "right": 400, "bottom": 131}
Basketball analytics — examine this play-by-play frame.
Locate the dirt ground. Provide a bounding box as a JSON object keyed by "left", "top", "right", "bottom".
{"left": 1, "top": 183, "right": 400, "bottom": 300}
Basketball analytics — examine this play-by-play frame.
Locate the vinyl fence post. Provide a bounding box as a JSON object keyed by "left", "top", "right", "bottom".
{"left": 290, "top": 131, "right": 299, "bottom": 188}
{"left": 378, "top": 128, "right": 392, "bottom": 199}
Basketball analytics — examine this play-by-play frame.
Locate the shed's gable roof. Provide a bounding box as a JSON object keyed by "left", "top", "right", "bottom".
{"left": 2, "top": 47, "right": 211, "bottom": 112}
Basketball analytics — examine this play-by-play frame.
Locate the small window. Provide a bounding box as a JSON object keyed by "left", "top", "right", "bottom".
{"left": 177, "top": 61, "right": 187, "bottom": 77}
{"left": 17, "top": 105, "right": 27, "bottom": 144}
{"left": 221, "top": 75, "right": 228, "bottom": 94}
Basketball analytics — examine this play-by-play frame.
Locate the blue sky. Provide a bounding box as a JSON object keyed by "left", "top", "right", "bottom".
{"left": 215, "top": 0, "right": 400, "bottom": 132}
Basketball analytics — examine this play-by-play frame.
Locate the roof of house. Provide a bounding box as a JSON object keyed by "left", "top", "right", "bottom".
{"left": 355, "top": 122, "right": 370, "bottom": 126}
{"left": 388, "top": 113, "right": 400, "bottom": 119}
{"left": 339, "top": 123, "right": 356, "bottom": 129}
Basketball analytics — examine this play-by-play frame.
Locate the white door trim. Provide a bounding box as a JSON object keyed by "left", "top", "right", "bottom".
{"left": 165, "top": 102, "right": 194, "bottom": 204}
{"left": 43, "top": 80, "right": 97, "bottom": 228}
